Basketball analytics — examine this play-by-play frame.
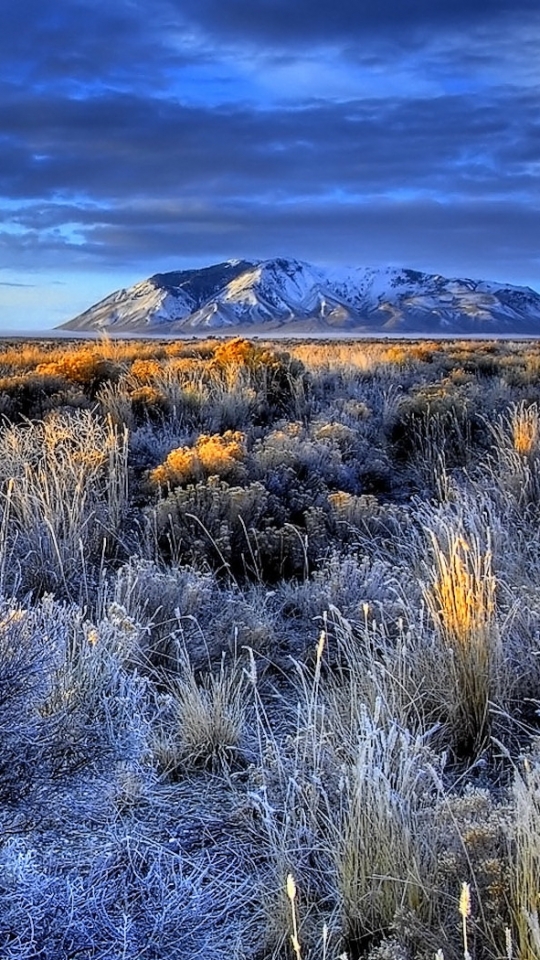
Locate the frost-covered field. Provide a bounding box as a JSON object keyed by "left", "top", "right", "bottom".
{"left": 0, "top": 335, "right": 540, "bottom": 959}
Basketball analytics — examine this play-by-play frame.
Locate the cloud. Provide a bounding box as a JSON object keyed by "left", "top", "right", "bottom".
{"left": 2, "top": 189, "right": 539, "bottom": 291}
{"left": 175, "top": 0, "right": 539, "bottom": 46}
{"left": 0, "top": 84, "right": 537, "bottom": 205}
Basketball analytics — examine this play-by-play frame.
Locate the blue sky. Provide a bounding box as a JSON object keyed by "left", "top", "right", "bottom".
{"left": 0, "top": 0, "right": 539, "bottom": 330}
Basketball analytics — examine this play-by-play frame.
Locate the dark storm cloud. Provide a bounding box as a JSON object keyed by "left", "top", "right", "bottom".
{"left": 176, "top": 0, "right": 539, "bottom": 44}
{"left": 85, "top": 198, "right": 540, "bottom": 272}
{"left": 1, "top": 83, "right": 538, "bottom": 207}
{"left": 3, "top": 0, "right": 536, "bottom": 100}
{"left": 4, "top": 193, "right": 537, "bottom": 290}
{"left": 0, "top": 0, "right": 202, "bottom": 95}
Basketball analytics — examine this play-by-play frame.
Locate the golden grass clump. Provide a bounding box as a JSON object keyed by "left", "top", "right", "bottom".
{"left": 426, "top": 531, "right": 496, "bottom": 647}
{"left": 150, "top": 430, "right": 247, "bottom": 488}
{"left": 423, "top": 527, "right": 500, "bottom": 755}
{"left": 509, "top": 401, "right": 539, "bottom": 456}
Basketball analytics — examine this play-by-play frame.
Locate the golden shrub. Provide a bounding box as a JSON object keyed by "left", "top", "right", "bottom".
{"left": 130, "top": 359, "right": 162, "bottom": 382}
{"left": 150, "top": 430, "right": 247, "bottom": 487}
{"left": 212, "top": 337, "right": 255, "bottom": 367}
{"left": 36, "top": 348, "right": 102, "bottom": 384}
{"left": 166, "top": 357, "right": 201, "bottom": 376}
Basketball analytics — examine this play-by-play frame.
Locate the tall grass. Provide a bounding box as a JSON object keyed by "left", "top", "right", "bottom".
{"left": 489, "top": 401, "right": 540, "bottom": 510}
{"left": 507, "top": 754, "right": 540, "bottom": 960}
{"left": 0, "top": 410, "right": 129, "bottom": 596}
{"left": 332, "top": 711, "right": 437, "bottom": 949}
{"left": 422, "top": 525, "right": 500, "bottom": 758}
{"left": 509, "top": 401, "right": 540, "bottom": 456}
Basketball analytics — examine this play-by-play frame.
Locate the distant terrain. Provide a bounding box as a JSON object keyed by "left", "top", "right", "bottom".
{"left": 59, "top": 257, "right": 540, "bottom": 336}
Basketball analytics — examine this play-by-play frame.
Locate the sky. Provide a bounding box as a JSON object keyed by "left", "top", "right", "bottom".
{"left": 0, "top": 0, "right": 539, "bottom": 331}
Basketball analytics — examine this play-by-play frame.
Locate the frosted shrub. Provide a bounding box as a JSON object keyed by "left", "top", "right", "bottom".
{"left": 0, "top": 600, "right": 54, "bottom": 801}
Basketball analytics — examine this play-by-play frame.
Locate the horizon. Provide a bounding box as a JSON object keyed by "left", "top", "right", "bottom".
{"left": 1, "top": 1, "right": 539, "bottom": 331}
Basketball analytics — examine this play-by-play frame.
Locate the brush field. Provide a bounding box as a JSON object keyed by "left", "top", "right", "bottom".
{"left": 0, "top": 335, "right": 539, "bottom": 959}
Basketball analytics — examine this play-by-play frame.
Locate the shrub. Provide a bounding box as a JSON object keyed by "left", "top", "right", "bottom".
{"left": 0, "top": 601, "right": 54, "bottom": 802}
{"left": 0, "top": 372, "right": 89, "bottom": 420}
{"left": 211, "top": 337, "right": 308, "bottom": 416}
{"left": 151, "top": 476, "right": 322, "bottom": 582}
{"left": 36, "top": 347, "right": 120, "bottom": 392}
{"left": 151, "top": 477, "right": 271, "bottom": 576}
{"left": 150, "top": 430, "right": 248, "bottom": 488}
{"left": 130, "top": 358, "right": 163, "bottom": 382}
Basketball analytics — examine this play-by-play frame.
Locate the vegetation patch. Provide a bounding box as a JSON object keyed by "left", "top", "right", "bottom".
{"left": 0, "top": 335, "right": 539, "bottom": 957}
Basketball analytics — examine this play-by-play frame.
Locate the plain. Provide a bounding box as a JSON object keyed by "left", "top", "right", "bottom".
{"left": 0, "top": 335, "right": 538, "bottom": 960}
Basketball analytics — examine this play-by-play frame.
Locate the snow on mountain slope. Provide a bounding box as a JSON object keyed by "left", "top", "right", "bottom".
{"left": 59, "top": 259, "right": 540, "bottom": 335}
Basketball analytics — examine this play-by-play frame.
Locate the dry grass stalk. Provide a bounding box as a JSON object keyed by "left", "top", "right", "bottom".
{"left": 287, "top": 873, "right": 302, "bottom": 960}
{"left": 459, "top": 881, "right": 472, "bottom": 959}
{"left": 507, "top": 756, "right": 540, "bottom": 960}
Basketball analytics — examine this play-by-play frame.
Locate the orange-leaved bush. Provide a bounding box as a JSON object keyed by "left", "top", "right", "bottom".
{"left": 150, "top": 430, "right": 247, "bottom": 487}
{"left": 211, "top": 337, "right": 257, "bottom": 368}
{"left": 130, "top": 359, "right": 162, "bottom": 383}
{"left": 36, "top": 347, "right": 115, "bottom": 386}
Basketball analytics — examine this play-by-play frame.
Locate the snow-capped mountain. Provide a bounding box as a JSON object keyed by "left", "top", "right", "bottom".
{"left": 59, "top": 258, "right": 540, "bottom": 335}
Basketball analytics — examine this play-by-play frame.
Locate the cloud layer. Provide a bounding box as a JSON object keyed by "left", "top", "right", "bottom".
{"left": 0, "top": 0, "right": 539, "bottom": 325}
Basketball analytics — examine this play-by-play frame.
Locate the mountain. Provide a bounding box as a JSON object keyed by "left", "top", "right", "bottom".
{"left": 59, "top": 258, "right": 540, "bottom": 335}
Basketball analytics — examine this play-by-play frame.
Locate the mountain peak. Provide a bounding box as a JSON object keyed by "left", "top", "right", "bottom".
{"left": 59, "top": 258, "right": 540, "bottom": 335}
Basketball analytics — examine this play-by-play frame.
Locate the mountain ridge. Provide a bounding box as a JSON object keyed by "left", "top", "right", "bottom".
{"left": 59, "top": 258, "right": 540, "bottom": 335}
